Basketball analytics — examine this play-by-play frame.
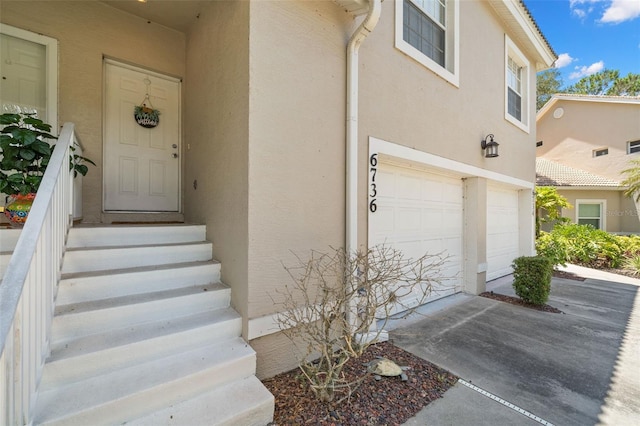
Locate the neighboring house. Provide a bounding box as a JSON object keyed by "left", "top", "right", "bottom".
{"left": 0, "top": 1, "right": 555, "bottom": 422}
{"left": 537, "top": 95, "right": 640, "bottom": 233}
{"left": 536, "top": 158, "right": 639, "bottom": 233}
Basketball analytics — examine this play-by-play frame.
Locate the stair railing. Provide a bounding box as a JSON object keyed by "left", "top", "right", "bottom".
{"left": 0, "top": 122, "right": 76, "bottom": 425}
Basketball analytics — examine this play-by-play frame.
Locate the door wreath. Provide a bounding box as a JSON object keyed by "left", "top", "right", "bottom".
{"left": 134, "top": 77, "right": 160, "bottom": 128}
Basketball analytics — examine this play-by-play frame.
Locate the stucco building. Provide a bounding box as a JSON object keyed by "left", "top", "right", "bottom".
{"left": 536, "top": 95, "right": 640, "bottom": 233}
{"left": 1, "top": 0, "right": 555, "bottom": 423}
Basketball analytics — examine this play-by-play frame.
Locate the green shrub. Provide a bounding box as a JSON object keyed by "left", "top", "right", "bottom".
{"left": 535, "top": 231, "right": 570, "bottom": 267}
{"left": 623, "top": 255, "right": 640, "bottom": 276}
{"left": 535, "top": 224, "right": 623, "bottom": 269}
{"left": 616, "top": 234, "right": 640, "bottom": 257}
{"left": 512, "top": 256, "right": 553, "bottom": 305}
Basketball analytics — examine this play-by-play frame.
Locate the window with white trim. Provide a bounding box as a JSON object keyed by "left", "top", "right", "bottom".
{"left": 593, "top": 148, "right": 608, "bottom": 157}
{"left": 396, "top": 0, "right": 459, "bottom": 86}
{"left": 576, "top": 200, "right": 605, "bottom": 230}
{"left": 504, "top": 36, "right": 530, "bottom": 133}
{"left": 628, "top": 140, "right": 640, "bottom": 154}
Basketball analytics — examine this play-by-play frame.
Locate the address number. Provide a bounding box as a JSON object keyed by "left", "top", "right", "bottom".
{"left": 369, "top": 153, "right": 378, "bottom": 213}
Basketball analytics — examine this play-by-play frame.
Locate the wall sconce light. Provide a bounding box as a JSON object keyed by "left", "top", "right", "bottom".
{"left": 481, "top": 134, "right": 499, "bottom": 158}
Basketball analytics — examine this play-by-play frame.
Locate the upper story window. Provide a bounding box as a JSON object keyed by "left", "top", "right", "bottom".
{"left": 507, "top": 57, "right": 522, "bottom": 120}
{"left": 504, "top": 36, "right": 530, "bottom": 133}
{"left": 396, "top": 0, "right": 459, "bottom": 86}
{"left": 628, "top": 140, "right": 640, "bottom": 154}
{"left": 593, "top": 148, "right": 608, "bottom": 157}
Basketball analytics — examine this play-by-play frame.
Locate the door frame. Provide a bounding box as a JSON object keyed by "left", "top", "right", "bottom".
{"left": 0, "top": 24, "right": 58, "bottom": 132}
{"left": 102, "top": 58, "right": 182, "bottom": 213}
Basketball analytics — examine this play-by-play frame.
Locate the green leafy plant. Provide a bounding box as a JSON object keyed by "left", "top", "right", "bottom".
{"left": 622, "top": 255, "right": 640, "bottom": 276}
{"left": 617, "top": 234, "right": 640, "bottom": 257}
{"left": 536, "top": 224, "right": 623, "bottom": 269}
{"left": 0, "top": 113, "right": 54, "bottom": 195}
{"left": 535, "top": 231, "right": 570, "bottom": 268}
{"left": 512, "top": 256, "right": 553, "bottom": 305}
{"left": 535, "top": 186, "right": 572, "bottom": 237}
{"left": 0, "top": 113, "right": 95, "bottom": 196}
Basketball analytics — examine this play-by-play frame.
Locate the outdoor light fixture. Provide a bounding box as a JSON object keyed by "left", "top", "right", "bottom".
{"left": 481, "top": 134, "right": 499, "bottom": 158}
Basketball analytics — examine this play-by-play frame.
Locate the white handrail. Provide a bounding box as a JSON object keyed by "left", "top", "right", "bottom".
{"left": 0, "top": 122, "right": 76, "bottom": 425}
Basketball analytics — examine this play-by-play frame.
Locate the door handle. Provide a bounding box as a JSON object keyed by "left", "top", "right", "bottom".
{"left": 172, "top": 153, "right": 178, "bottom": 158}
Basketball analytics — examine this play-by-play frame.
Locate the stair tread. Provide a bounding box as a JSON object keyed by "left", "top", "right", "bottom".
{"left": 60, "top": 259, "right": 220, "bottom": 280}
{"left": 55, "top": 282, "right": 228, "bottom": 316}
{"left": 65, "top": 240, "right": 211, "bottom": 252}
{"left": 125, "top": 376, "right": 274, "bottom": 426}
{"left": 49, "top": 307, "right": 240, "bottom": 362}
{"left": 35, "top": 337, "right": 256, "bottom": 424}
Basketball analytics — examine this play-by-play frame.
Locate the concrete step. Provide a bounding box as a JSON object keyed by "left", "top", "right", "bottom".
{"left": 42, "top": 308, "right": 242, "bottom": 391}
{"left": 57, "top": 260, "right": 221, "bottom": 305}
{"left": 61, "top": 241, "right": 213, "bottom": 274}
{"left": 51, "top": 282, "right": 230, "bottom": 345}
{"left": 34, "top": 337, "right": 257, "bottom": 426}
{"left": 67, "top": 224, "right": 206, "bottom": 248}
{"left": 0, "top": 228, "right": 21, "bottom": 251}
{"left": 126, "top": 375, "right": 275, "bottom": 426}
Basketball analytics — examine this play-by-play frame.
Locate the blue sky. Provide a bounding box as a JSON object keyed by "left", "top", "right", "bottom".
{"left": 523, "top": 0, "right": 640, "bottom": 87}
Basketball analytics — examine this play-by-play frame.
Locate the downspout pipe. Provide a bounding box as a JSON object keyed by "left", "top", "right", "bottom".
{"left": 346, "top": 0, "right": 382, "bottom": 257}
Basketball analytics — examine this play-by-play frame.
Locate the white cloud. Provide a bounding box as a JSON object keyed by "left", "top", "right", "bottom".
{"left": 555, "top": 53, "right": 575, "bottom": 68}
{"left": 569, "top": 61, "right": 605, "bottom": 79}
{"left": 570, "top": 0, "right": 603, "bottom": 18}
{"left": 600, "top": 0, "right": 640, "bottom": 23}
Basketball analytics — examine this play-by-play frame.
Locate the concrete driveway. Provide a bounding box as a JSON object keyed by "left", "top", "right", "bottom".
{"left": 392, "top": 265, "right": 640, "bottom": 426}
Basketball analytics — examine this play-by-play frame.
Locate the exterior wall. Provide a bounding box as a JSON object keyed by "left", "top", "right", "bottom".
{"left": 183, "top": 1, "right": 251, "bottom": 321}
{"left": 357, "top": 0, "right": 538, "bottom": 246}
{"left": 247, "top": 0, "right": 543, "bottom": 377}
{"left": 0, "top": 1, "right": 186, "bottom": 223}
{"left": 537, "top": 99, "right": 640, "bottom": 181}
{"left": 555, "top": 189, "right": 640, "bottom": 233}
{"left": 245, "top": 0, "right": 352, "bottom": 376}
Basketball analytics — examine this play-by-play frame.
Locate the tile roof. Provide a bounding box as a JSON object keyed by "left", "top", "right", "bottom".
{"left": 536, "top": 158, "right": 621, "bottom": 187}
{"left": 518, "top": 0, "right": 557, "bottom": 58}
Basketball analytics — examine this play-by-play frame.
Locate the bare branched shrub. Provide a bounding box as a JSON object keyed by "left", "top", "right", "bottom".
{"left": 275, "top": 245, "right": 450, "bottom": 403}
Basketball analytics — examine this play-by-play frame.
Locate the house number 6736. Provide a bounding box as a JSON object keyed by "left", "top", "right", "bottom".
{"left": 369, "top": 153, "right": 378, "bottom": 213}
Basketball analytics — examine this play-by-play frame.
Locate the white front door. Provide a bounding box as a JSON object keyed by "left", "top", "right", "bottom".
{"left": 104, "top": 61, "right": 181, "bottom": 212}
{"left": 0, "top": 24, "right": 57, "bottom": 128}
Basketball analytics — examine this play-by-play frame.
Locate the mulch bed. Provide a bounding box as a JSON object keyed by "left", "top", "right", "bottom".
{"left": 263, "top": 340, "right": 458, "bottom": 425}
{"left": 479, "top": 291, "right": 564, "bottom": 313}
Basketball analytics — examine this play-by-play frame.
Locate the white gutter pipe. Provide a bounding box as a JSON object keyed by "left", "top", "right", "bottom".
{"left": 346, "top": 0, "right": 382, "bottom": 256}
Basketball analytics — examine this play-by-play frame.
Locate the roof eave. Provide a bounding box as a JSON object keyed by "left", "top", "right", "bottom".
{"left": 488, "top": 0, "right": 557, "bottom": 71}
{"left": 547, "top": 186, "right": 625, "bottom": 191}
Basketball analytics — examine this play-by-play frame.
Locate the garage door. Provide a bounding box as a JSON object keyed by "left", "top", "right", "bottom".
{"left": 369, "top": 162, "right": 463, "bottom": 311}
{"left": 487, "top": 185, "right": 519, "bottom": 280}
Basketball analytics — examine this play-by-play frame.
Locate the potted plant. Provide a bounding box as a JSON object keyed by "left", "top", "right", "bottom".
{"left": 0, "top": 113, "right": 94, "bottom": 226}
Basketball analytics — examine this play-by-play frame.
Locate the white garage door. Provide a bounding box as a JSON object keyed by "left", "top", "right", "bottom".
{"left": 487, "top": 185, "right": 519, "bottom": 281}
{"left": 369, "top": 162, "right": 463, "bottom": 310}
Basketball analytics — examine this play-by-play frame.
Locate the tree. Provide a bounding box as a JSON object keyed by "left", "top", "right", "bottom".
{"left": 536, "top": 68, "right": 563, "bottom": 111}
{"left": 535, "top": 186, "right": 572, "bottom": 237}
{"left": 610, "top": 73, "right": 640, "bottom": 96}
{"left": 566, "top": 69, "right": 621, "bottom": 95}
{"left": 621, "top": 159, "right": 640, "bottom": 201}
{"left": 537, "top": 69, "right": 640, "bottom": 108}
{"left": 565, "top": 70, "right": 640, "bottom": 96}
{"left": 275, "top": 246, "right": 449, "bottom": 403}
